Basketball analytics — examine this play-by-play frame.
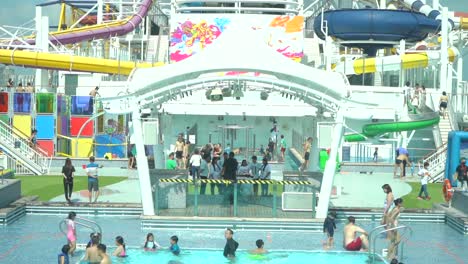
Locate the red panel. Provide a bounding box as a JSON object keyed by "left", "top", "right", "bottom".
{"left": 70, "top": 117, "right": 94, "bottom": 137}
{"left": 37, "top": 140, "right": 54, "bottom": 157}
{"left": 0, "top": 93, "right": 8, "bottom": 113}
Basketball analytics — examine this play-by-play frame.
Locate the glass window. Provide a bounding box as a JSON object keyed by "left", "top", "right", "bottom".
{"left": 71, "top": 96, "right": 94, "bottom": 115}
{"left": 36, "top": 93, "right": 55, "bottom": 113}
{"left": 14, "top": 93, "right": 32, "bottom": 113}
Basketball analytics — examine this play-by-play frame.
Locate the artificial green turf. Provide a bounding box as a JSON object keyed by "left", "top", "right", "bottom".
{"left": 401, "top": 182, "right": 445, "bottom": 209}
{"left": 14, "top": 176, "right": 127, "bottom": 201}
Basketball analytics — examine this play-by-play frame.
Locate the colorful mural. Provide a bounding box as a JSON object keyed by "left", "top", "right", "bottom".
{"left": 169, "top": 15, "right": 304, "bottom": 63}
{"left": 170, "top": 18, "right": 231, "bottom": 62}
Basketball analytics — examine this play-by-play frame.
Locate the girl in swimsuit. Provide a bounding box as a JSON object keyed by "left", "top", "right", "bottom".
{"left": 113, "top": 236, "right": 127, "bottom": 257}
{"left": 387, "top": 198, "right": 404, "bottom": 260}
{"left": 381, "top": 184, "right": 394, "bottom": 225}
{"left": 66, "top": 212, "right": 77, "bottom": 256}
{"left": 143, "top": 233, "right": 161, "bottom": 251}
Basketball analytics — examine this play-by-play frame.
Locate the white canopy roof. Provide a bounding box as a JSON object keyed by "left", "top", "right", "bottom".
{"left": 129, "top": 23, "right": 348, "bottom": 104}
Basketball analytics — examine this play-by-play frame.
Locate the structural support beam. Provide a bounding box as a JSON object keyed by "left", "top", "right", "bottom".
{"left": 316, "top": 109, "right": 344, "bottom": 218}
{"left": 132, "top": 110, "right": 155, "bottom": 215}
{"left": 35, "top": 7, "right": 49, "bottom": 93}
{"left": 440, "top": 7, "right": 449, "bottom": 91}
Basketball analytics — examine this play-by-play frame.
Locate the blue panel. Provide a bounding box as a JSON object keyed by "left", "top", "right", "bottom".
{"left": 95, "top": 134, "right": 125, "bottom": 158}
{"left": 445, "top": 131, "right": 468, "bottom": 186}
{"left": 71, "top": 96, "right": 93, "bottom": 115}
{"left": 36, "top": 115, "right": 55, "bottom": 139}
{"left": 13, "top": 93, "right": 32, "bottom": 113}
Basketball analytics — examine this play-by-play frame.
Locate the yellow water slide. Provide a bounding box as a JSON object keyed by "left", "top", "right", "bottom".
{"left": 0, "top": 49, "right": 162, "bottom": 75}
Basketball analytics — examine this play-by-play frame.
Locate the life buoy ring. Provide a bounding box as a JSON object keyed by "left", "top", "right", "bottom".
{"left": 443, "top": 179, "right": 453, "bottom": 202}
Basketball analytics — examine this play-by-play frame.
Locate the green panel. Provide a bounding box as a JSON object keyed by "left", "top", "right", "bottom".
{"left": 0, "top": 115, "right": 9, "bottom": 125}
{"left": 36, "top": 93, "right": 55, "bottom": 113}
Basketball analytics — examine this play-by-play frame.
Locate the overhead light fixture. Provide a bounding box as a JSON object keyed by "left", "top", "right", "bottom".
{"left": 260, "top": 91, "right": 268, "bottom": 100}
{"left": 211, "top": 88, "right": 223, "bottom": 101}
{"left": 232, "top": 83, "right": 244, "bottom": 100}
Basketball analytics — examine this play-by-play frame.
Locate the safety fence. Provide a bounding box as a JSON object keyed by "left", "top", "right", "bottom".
{"left": 152, "top": 176, "right": 319, "bottom": 219}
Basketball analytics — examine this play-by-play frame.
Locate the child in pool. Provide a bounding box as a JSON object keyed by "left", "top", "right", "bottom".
{"left": 58, "top": 244, "right": 70, "bottom": 264}
{"left": 169, "top": 235, "right": 180, "bottom": 256}
{"left": 113, "top": 236, "right": 127, "bottom": 257}
{"left": 66, "top": 212, "right": 77, "bottom": 255}
{"left": 144, "top": 233, "right": 161, "bottom": 251}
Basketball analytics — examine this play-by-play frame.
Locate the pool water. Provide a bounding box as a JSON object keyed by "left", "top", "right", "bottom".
{"left": 84, "top": 249, "right": 386, "bottom": 264}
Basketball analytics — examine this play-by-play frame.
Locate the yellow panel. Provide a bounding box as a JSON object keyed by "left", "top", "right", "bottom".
{"left": 71, "top": 138, "right": 93, "bottom": 158}
{"left": 13, "top": 115, "right": 31, "bottom": 138}
{"left": 353, "top": 58, "right": 377, "bottom": 74}
{"left": 448, "top": 48, "right": 457, "bottom": 63}
{"left": 461, "top": 18, "right": 468, "bottom": 30}
{"left": 401, "top": 54, "right": 428, "bottom": 69}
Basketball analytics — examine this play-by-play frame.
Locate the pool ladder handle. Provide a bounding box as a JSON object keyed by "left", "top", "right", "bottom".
{"left": 368, "top": 224, "right": 413, "bottom": 263}
{"left": 59, "top": 216, "right": 103, "bottom": 239}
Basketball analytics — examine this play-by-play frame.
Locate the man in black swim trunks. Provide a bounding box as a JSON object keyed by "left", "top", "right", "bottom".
{"left": 301, "top": 137, "right": 313, "bottom": 171}
{"left": 455, "top": 158, "right": 468, "bottom": 191}
{"left": 223, "top": 228, "right": 239, "bottom": 258}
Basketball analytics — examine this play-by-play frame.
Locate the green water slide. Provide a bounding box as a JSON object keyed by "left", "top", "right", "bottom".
{"left": 344, "top": 101, "right": 440, "bottom": 142}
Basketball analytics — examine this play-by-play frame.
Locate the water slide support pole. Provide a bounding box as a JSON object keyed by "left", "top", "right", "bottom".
{"left": 35, "top": 6, "right": 50, "bottom": 93}
{"left": 440, "top": 7, "right": 449, "bottom": 92}
{"left": 379, "top": 0, "right": 386, "bottom": 9}
{"left": 432, "top": 0, "right": 439, "bottom": 10}
{"left": 456, "top": 46, "right": 463, "bottom": 112}
{"left": 132, "top": 109, "right": 156, "bottom": 215}
{"left": 316, "top": 109, "right": 344, "bottom": 218}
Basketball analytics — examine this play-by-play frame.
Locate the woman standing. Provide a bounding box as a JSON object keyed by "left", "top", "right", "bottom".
{"left": 67, "top": 212, "right": 77, "bottom": 256}
{"left": 210, "top": 157, "right": 222, "bottom": 195}
{"left": 381, "top": 184, "right": 394, "bottom": 225}
{"left": 439, "top": 91, "right": 449, "bottom": 119}
{"left": 62, "top": 158, "right": 75, "bottom": 203}
{"left": 386, "top": 198, "right": 404, "bottom": 260}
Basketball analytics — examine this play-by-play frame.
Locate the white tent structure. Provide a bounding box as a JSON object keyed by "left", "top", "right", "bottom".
{"left": 100, "top": 23, "right": 348, "bottom": 218}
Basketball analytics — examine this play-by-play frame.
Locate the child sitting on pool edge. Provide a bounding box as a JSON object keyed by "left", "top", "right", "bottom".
{"left": 169, "top": 235, "right": 180, "bottom": 256}
{"left": 144, "top": 233, "right": 161, "bottom": 251}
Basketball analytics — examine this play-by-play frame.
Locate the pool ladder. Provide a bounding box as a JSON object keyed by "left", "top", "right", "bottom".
{"left": 368, "top": 224, "right": 413, "bottom": 263}
{"left": 59, "top": 216, "right": 103, "bottom": 240}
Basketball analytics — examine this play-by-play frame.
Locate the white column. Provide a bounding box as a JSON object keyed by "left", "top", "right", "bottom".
{"left": 132, "top": 110, "right": 155, "bottom": 215}
{"left": 379, "top": 0, "right": 386, "bottom": 9}
{"left": 316, "top": 109, "right": 344, "bottom": 218}
{"left": 97, "top": 0, "right": 104, "bottom": 24}
{"left": 433, "top": 0, "right": 439, "bottom": 10}
{"left": 35, "top": 7, "right": 49, "bottom": 92}
{"left": 440, "top": 7, "right": 449, "bottom": 92}
{"left": 456, "top": 54, "right": 463, "bottom": 112}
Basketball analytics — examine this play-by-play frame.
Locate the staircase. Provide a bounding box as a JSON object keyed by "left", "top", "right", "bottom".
{"left": 422, "top": 143, "right": 447, "bottom": 183}
{"left": 438, "top": 117, "right": 451, "bottom": 144}
{"left": 146, "top": 35, "right": 169, "bottom": 63}
{"left": 0, "top": 120, "right": 51, "bottom": 175}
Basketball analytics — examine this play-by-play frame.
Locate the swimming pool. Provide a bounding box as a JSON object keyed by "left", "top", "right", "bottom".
{"left": 78, "top": 249, "right": 385, "bottom": 264}
{"left": 1, "top": 215, "right": 467, "bottom": 264}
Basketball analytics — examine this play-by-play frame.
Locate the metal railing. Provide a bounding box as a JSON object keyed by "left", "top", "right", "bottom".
{"left": 0, "top": 120, "right": 51, "bottom": 175}
{"left": 369, "top": 224, "right": 413, "bottom": 263}
{"left": 420, "top": 142, "right": 447, "bottom": 183}
{"left": 59, "top": 216, "right": 103, "bottom": 240}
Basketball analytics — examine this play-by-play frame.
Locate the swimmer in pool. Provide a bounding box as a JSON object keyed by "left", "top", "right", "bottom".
{"left": 343, "top": 216, "right": 369, "bottom": 252}
{"left": 250, "top": 239, "right": 268, "bottom": 254}
{"left": 85, "top": 234, "right": 102, "bottom": 264}
{"left": 169, "top": 235, "right": 180, "bottom": 256}
{"left": 143, "top": 233, "right": 161, "bottom": 251}
{"left": 97, "top": 244, "right": 111, "bottom": 264}
{"left": 113, "top": 236, "right": 126, "bottom": 257}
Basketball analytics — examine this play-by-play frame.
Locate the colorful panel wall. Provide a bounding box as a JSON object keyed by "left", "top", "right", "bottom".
{"left": 13, "top": 115, "right": 32, "bottom": 137}
{"left": 71, "top": 138, "right": 93, "bottom": 158}
{"left": 170, "top": 14, "right": 304, "bottom": 62}
{"left": 0, "top": 92, "right": 8, "bottom": 113}
{"left": 36, "top": 115, "right": 55, "bottom": 139}
{"left": 13, "top": 93, "right": 32, "bottom": 113}
{"left": 95, "top": 134, "right": 125, "bottom": 158}
{"left": 70, "top": 117, "right": 94, "bottom": 137}
{"left": 37, "top": 140, "right": 54, "bottom": 157}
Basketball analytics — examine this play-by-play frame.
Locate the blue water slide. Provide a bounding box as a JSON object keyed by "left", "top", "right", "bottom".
{"left": 314, "top": 9, "right": 441, "bottom": 56}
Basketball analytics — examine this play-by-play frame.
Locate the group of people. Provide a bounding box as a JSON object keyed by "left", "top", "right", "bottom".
{"left": 322, "top": 185, "right": 405, "bottom": 262}
{"left": 59, "top": 211, "right": 269, "bottom": 264}
{"left": 405, "top": 82, "right": 427, "bottom": 111}
{"left": 60, "top": 156, "right": 102, "bottom": 204}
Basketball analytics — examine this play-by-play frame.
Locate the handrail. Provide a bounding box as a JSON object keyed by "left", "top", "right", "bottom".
{"left": 59, "top": 216, "right": 103, "bottom": 239}
{"left": 448, "top": 96, "right": 459, "bottom": 131}
{"left": 419, "top": 142, "right": 447, "bottom": 163}
{"left": 370, "top": 225, "right": 413, "bottom": 263}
